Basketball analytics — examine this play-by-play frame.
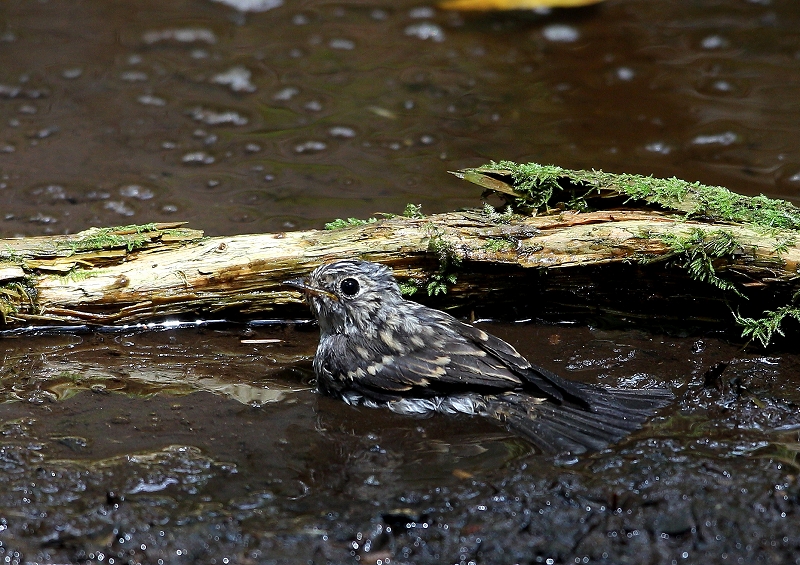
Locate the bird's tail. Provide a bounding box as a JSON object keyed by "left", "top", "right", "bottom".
{"left": 483, "top": 386, "right": 672, "bottom": 454}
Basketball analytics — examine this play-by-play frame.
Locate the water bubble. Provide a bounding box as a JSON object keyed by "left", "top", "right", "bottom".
{"left": 4, "top": 83, "right": 44, "bottom": 99}
{"left": 273, "top": 87, "right": 299, "bottom": 101}
{"left": 645, "top": 141, "right": 671, "bottom": 154}
{"left": 692, "top": 132, "right": 737, "bottom": 146}
{"left": 304, "top": 100, "right": 323, "bottom": 112}
{"left": 104, "top": 201, "right": 135, "bottom": 216}
{"left": 29, "top": 213, "right": 58, "bottom": 224}
{"left": 209, "top": 0, "right": 284, "bottom": 11}
{"left": 33, "top": 126, "right": 59, "bottom": 139}
{"left": 86, "top": 190, "right": 111, "bottom": 200}
{"left": 212, "top": 66, "right": 256, "bottom": 93}
{"left": 542, "top": 24, "right": 580, "bottom": 43}
{"left": 142, "top": 28, "right": 217, "bottom": 45}
{"left": 616, "top": 67, "right": 635, "bottom": 81}
{"left": 61, "top": 68, "right": 83, "bottom": 80}
{"left": 245, "top": 142, "right": 261, "bottom": 152}
{"left": 701, "top": 35, "right": 728, "bottom": 49}
{"left": 120, "top": 185, "right": 154, "bottom": 200}
{"left": 294, "top": 140, "right": 327, "bottom": 153}
{"left": 405, "top": 22, "right": 445, "bottom": 42}
{"left": 138, "top": 94, "right": 166, "bottom": 106}
{"left": 38, "top": 184, "right": 67, "bottom": 200}
{"left": 182, "top": 151, "right": 216, "bottom": 164}
{"left": 292, "top": 13, "right": 310, "bottom": 25}
{"left": 328, "top": 126, "right": 356, "bottom": 138}
{"left": 409, "top": 7, "right": 435, "bottom": 18}
{"left": 120, "top": 71, "right": 148, "bottom": 82}
{"left": 189, "top": 107, "right": 249, "bottom": 126}
{"left": 329, "top": 38, "right": 355, "bottom": 50}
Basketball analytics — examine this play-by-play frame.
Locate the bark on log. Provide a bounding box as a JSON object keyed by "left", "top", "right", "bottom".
{"left": 0, "top": 209, "right": 798, "bottom": 334}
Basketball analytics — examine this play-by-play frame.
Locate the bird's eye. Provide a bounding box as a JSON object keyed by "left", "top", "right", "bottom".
{"left": 339, "top": 277, "right": 360, "bottom": 297}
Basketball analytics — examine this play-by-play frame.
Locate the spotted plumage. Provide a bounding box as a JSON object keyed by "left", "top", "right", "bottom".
{"left": 285, "top": 259, "right": 672, "bottom": 454}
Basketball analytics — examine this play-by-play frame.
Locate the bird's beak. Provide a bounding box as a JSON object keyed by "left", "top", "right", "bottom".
{"left": 283, "top": 278, "right": 339, "bottom": 301}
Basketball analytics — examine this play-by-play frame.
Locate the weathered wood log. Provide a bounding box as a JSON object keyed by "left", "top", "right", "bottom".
{"left": 1, "top": 162, "right": 799, "bottom": 344}
{"left": 0, "top": 209, "right": 796, "bottom": 332}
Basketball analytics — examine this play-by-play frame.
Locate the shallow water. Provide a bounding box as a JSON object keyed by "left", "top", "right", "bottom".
{"left": 2, "top": 0, "right": 800, "bottom": 563}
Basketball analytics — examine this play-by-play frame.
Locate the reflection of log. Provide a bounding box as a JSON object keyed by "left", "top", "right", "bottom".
{"left": 0, "top": 206, "right": 798, "bottom": 333}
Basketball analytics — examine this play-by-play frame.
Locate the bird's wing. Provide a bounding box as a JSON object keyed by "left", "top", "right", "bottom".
{"left": 444, "top": 316, "right": 605, "bottom": 406}
{"left": 321, "top": 325, "right": 524, "bottom": 401}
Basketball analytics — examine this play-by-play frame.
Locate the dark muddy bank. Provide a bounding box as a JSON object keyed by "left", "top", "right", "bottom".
{"left": 1, "top": 324, "right": 799, "bottom": 563}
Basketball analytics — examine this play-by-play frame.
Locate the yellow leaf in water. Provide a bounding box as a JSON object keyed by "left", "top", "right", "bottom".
{"left": 440, "top": 0, "right": 602, "bottom": 9}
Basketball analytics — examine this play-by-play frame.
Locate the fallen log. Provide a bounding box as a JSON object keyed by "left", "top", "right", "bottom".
{"left": 1, "top": 163, "right": 799, "bottom": 345}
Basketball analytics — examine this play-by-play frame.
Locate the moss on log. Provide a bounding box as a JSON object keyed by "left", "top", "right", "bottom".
{"left": 1, "top": 163, "right": 799, "bottom": 345}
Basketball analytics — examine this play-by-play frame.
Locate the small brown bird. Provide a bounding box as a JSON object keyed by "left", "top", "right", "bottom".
{"left": 286, "top": 260, "right": 671, "bottom": 454}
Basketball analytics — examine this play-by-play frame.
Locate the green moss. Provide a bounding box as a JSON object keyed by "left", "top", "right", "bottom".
{"left": 64, "top": 231, "right": 148, "bottom": 253}
{"left": 425, "top": 225, "right": 461, "bottom": 296}
{"left": 481, "top": 203, "right": 514, "bottom": 224}
{"left": 734, "top": 304, "right": 800, "bottom": 348}
{"left": 656, "top": 229, "right": 745, "bottom": 296}
{"left": 0, "top": 280, "right": 36, "bottom": 324}
{"left": 483, "top": 237, "right": 515, "bottom": 253}
{"left": 461, "top": 160, "right": 800, "bottom": 231}
{"left": 403, "top": 203, "right": 425, "bottom": 219}
{"left": 0, "top": 247, "right": 23, "bottom": 264}
{"left": 58, "top": 267, "right": 94, "bottom": 284}
{"left": 399, "top": 280, "right": 419, "bottom": 296}
{"left": 324, "top": 217, "right": 378, "bottom": 230}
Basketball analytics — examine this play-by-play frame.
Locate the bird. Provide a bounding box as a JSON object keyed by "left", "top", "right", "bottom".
{"left": 284, "top": 259, "right": 672, "bottom": 454}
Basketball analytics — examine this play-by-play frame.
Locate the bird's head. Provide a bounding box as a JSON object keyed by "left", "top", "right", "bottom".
{"left": 284, "top": 260, "right": 403, "bottom": 335}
